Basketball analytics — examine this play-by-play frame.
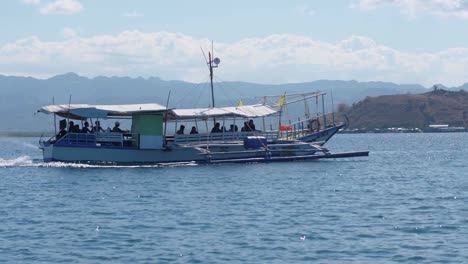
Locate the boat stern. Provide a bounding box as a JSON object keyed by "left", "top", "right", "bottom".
{"left": 40, "top": 142, "right": 55, "bottom": 162}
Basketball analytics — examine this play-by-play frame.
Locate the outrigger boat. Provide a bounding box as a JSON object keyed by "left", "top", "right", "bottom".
{"left": 37, "top": 103, "right": 366, "bottom": 165}
{"left": 37, "top": 49, "right": 367, "bottom": 165}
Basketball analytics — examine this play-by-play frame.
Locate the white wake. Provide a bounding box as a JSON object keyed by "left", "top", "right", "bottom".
{"left": 0, "top": 156, "right": 197, "bottom": 168}
{"left": 0, "top": 156, "right": 35, "bottom": 167}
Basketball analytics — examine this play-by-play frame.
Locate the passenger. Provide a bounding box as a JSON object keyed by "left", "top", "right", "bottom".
{"left": 211, "top": 122, "right": 222, "bottom": 133}
{"left": 228, "top": 124, "right": 239, "bottom": 132}
{"left": 248, "top": 119, "right": 256, "bottom": 131}
{"left": 92, "top": 121, "right": 104, "bottom": 133}
{"left": 241, "top": 121, "right": 249, "bottom": 132}
{"left": 190, "top": 126, "right": 198, "bottom": 134}
{"left": 176, "top": 125, "right": 185, "bottom": 135}
{"left": 74, "top": 124, "right": 80, "bottom": 133}
{"left": 81, "top": 121, "right": 91, "bottom": 133}
{"left": 112, "top": 121, "right": 128, "bottom": 133}
{"left": 56, "top": 123, "right": 67, "bottom": 140}
{"left": 68, "top": 121, "right": 76, "bottom": 133}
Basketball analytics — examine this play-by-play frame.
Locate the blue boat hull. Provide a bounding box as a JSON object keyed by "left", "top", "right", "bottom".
{"left": 297, "top": 124, "right": 344, "bottom": 144}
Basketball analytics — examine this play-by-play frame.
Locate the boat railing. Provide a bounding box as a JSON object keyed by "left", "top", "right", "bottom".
{"left": 55, "top": 133, "right": 97, "bottom": 146}
{"left": 173, "top": 131, "right": 278, "bottom": 144}
{"left": 55, "top": 132, "right": 138, "bottom": 147}
{"left": 95, "top": 132, "right": 123, "bottom": 144}
{"left": 277, "top": 114, "right": 339, "bottom": 140}
{"left": 96, "top": 132, "right": 139, "bottom": 147}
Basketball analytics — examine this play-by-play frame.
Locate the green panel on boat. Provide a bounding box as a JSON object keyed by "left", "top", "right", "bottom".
{"left": 132, "top": 114, "right": 163, "bottom": 135}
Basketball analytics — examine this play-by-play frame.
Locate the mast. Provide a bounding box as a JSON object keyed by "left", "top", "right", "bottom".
{"left": 203, "top": 41, "right": 220, "bottom": 125}
{"left": 208, "top": 51, "right": 215, "bottom": 108}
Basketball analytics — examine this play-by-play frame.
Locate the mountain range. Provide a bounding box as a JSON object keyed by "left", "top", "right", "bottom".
{"left": 0, "top": 72, "right": 466, "bottom": 132}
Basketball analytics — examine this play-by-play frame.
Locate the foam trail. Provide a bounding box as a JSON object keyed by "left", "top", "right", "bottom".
{"left": 37, "top": 161, "right": 198, "bottom": 168}
{"left": 0, "top": 156, "right": 34, "bottom": 167}
{"left": 0, "top": 156, "right": 198, "bottom": 168}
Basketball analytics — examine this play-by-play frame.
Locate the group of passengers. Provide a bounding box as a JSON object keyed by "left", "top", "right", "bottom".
{"left": 66, "top": 120, "right": 106, "bottom": 134}
{"left": 176, "top": 125, "right": 199, "bottom": 135}
{"left": 175, "top": 120, "right": 258, "bottom": 135}
{"left": 56, "top": 120, "right": 128, "bottom": 140}
{"left": 241, "top": 120, "right": 256, "bottom": 132}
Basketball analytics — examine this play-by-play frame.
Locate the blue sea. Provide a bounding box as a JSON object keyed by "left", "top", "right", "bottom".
{"left": 0, "top": 133, "right": 467, "bottom": 263}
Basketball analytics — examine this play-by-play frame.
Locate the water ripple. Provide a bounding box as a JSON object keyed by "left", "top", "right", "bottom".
{"left": 0, "top": 134, "right": 468, "bottom": 263}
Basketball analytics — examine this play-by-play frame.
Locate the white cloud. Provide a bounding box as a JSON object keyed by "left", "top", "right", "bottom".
{"left": 354, "top": 0, "right": 468, "bottom": 19}
{"left": 40, "top": 0, "right": 83, "bottom": 15}
{"left": 23, "top": 0, "right": 41, "bottom": 4}
{"left": 62, "top": 27, "right": 78, "bottom": 39}
{"left": 123, "top": 11, "right": 144, "bottom": 18}
{"left": 0, "top": 31, "right": 467, "bottom": 86}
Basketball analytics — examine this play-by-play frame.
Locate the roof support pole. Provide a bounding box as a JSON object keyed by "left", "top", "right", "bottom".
{"left": 322, "top": 94, "right": 327, "bottom": 128}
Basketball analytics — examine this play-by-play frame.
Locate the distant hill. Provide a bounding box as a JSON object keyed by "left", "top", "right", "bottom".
{"left": 340, "top": 89, "right": 468, "bottom": 129}
{"left": 0, "top": 72, "right": 464, "bottom": 132}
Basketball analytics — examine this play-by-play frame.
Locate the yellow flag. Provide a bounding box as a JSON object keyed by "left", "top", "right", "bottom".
{"left": 237, "top": 99, "right": 243, "bottom": 106}
{"left": 277, "top": 95, "right": 286, "bottom": 107}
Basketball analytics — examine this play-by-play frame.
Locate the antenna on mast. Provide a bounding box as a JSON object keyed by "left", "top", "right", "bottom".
{"left": 200, "top": 42, "right": 221, "bottom": 108}
{"left": 201, "top": 41, "right": 221, "bottom": 125}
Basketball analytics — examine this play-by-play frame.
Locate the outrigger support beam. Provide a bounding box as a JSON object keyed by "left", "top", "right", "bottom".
{"left": 201, "top": 150, "right": 369, "bottom": 164}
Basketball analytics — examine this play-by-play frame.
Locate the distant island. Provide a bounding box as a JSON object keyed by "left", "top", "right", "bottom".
{"left": 338, "top": 88, "right": 468, "bottom": 132}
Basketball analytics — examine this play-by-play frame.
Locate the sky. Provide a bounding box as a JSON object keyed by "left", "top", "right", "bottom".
{"left": 1, "top": 0, "right": 468, "bottom": 86}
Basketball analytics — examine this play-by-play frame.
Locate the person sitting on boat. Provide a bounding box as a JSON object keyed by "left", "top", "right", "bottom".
{"left": 81, "top": 121, "right": 91, "bottom": 133}
{"left": 56, "top": 127, "right": 67, "bottom": 140}
{"left": 56, "top": 121, "right": 67, "bottom": 140}
{"left": 190, "top": 126, "right": 198, "bottom": 134}
{"left": 67, "top": 121, "right": 74, "bottom": 133}
{"left": 241, "top": 121, "right": 248, "bottom": 132}
{"left": 92, "top": 121, "right": 105, "bottom": 133}
{"left": 228, "top": 124, "right": 235, "bottom": 132}
{"left": 248, "top": 119, "right": 256, "bottom": 131}
{"left": 68, "top": 121, "right": 80, "bottom": 133}
{"left": 112, "top": 121, "right": 128, "bottom": 133}
{"left": 176, "top": 125, "right": 185, "bottom": 135}
{"left": 211, "top": 122, "right": 222, "bottom": 133}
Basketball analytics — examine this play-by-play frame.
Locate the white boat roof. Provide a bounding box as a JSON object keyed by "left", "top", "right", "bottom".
{"left": 38, "top": 103, "right": 277, "bottom": 120}
{"left": 169, "top": 104, "right": 277, "bottom": 119}
{"left": 38, "top": 103, "right": 167, "bottom": 119}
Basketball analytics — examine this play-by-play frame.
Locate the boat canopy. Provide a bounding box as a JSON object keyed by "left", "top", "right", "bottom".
{"left": 38, "top": 103, "right": 278, "bottom": 120}
{"left": 168, "top": 104, "right": 277, "bottom": 120}
{"left": 38, "top": 103, "right": 167, "bottom": 119}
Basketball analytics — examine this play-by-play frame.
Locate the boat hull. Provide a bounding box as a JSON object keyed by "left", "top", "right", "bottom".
{"left": 41, "top": 140, "right": 327, "bottom": 165}
{"left": 298, "top": 124, "right": 344, "bottom": 144}
{"left": 42, "top": 145, "right": 205, "bottom": 164}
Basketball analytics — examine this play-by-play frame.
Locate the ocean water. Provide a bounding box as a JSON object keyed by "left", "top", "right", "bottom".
{"left": 0, "top": 133, "right": 467, "bottom": 263}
